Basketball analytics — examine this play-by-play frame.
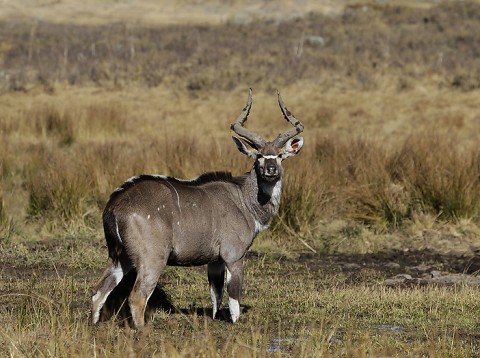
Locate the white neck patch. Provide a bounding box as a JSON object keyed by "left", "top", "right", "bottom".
{"left": 271, "top": 180, "right": 282, "bottom": 208}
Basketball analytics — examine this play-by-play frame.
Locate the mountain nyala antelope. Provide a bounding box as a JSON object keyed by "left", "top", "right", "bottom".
{"left": 91, "top": 89, "right": 304, "bottom": 329}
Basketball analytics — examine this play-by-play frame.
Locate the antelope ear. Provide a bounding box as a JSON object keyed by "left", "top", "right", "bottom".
{"left": 281, "top": 137, "right": 304, "bottom": 159}
{"left": 232, "top": 136, "right": 258, "bottom": 159}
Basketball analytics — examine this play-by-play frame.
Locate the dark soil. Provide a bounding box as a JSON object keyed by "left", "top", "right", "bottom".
{"left": 294, "top": 249, "right": 480, "bottom": 276}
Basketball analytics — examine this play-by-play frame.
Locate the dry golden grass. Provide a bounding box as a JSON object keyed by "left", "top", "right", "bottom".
{"left": 3, "top": 84, "right": 480, "bottom": 254}
{"left": 2, "top": 1, "right": 480, "bottom": 356}
{"left": 0, "top": 0, "right": 350, "bottom": 26}
{"left": 3, "top": 81, "right": 480, "bottom": 251}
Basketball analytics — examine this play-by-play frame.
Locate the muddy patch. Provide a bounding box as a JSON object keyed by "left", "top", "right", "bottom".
{"left": 294, "top": 249, "right": 480, "bottom": 287}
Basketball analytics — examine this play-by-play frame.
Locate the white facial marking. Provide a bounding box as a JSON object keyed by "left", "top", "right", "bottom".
{"left": 228, "top": 297, "right": 240, "bottom": 323}
{"left": 157, "top": 207, "right": 160, "bottom": 211}
{"left": 147, "top": 214, "right": 151, "bottom": 220}
{"left": 263, "top": 155, "right": 279, "bottom": 159}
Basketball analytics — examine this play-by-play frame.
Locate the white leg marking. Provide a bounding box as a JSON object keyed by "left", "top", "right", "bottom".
{"left": 91, "top": 265, "right": 125, "bottom": 324}
{"left": 145, "top": 287, "right": 156, "bottom": 308}
{"left": 210, "top": 285, "right": 218, "bottom": 318}
{"left": 92, "top": 291, "right": 101, "bottom": 302}
{"left": 112, "top": 266, "right": 124, "bottom": 284}
{"left": 228, "top": 297, "right": 240, "bottom": 323}
{"left": 226, "top": 268, "right": 231, "bottom": 286}
{"left": 226, "top": 268, "right": 240, "bottom": 322}
{"left": 92, "top": 291, "right": 109, "bottom": 324}
{"left": 92, "top": 291, "right": 103, "bottom": 324}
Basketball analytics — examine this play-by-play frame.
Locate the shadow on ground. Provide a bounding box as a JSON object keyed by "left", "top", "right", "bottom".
{"left": 99, "top": 270, "right": 174, "bottom": 326}
{"left": 99, "top": 269, "right": 250, "bottom": 325}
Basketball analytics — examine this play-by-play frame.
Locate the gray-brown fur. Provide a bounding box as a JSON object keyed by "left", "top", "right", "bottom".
{"left": 91, "top": 89, "right": 304, "bottom": 329}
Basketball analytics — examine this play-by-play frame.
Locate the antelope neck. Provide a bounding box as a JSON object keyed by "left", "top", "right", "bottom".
{"left": 240, "top": 168, "right": 282, "bottom": 227}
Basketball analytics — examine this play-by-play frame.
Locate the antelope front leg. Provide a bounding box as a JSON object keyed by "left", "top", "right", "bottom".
{"left": 226, "top": 260, "right": 244, "bottom": 323}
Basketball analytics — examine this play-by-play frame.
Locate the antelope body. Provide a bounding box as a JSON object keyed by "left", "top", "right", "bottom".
{"left": 91, "top": 89, "right": 304, "bottom": 329}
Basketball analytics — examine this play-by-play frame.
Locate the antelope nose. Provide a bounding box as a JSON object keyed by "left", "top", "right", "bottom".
{"left": 266, "top": 164, "right": 277, "bottom": 176}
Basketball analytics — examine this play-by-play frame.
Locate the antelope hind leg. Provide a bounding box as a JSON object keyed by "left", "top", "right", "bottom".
{"left": 91, "top": 259, "right": 131, "bottom": 324}
{"left": 208, "top": 261, "right": 225, "bottom": 319}
{"left": 128, "top": 259, "right": 167, "bottom": 330}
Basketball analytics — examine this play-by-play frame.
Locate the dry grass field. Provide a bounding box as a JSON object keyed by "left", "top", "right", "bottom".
{"left": 2, "top": 0, "right": 480, "bottom": 356}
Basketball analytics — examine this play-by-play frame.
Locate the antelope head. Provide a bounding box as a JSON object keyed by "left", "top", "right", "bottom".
{"left": 231, "top": 89, "right": 304, "bottom": 183}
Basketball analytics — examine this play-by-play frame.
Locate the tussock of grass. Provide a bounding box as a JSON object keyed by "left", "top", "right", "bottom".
{"left": 273, "top": 171, "right": 319, "bottom": 235}
{"left": 26, "top": 145, "right": 93, "bottom": 222}
{"left": 307, "top": 133, "right": 480, "bottom": 232}
{"left": 390, "top": 134, "right": 480, "bottom": 221}
{"left": 32, "top": 105, "right": 76, "bottom": 146}
{"left": 13, "top": 120, "right": 480, "bottom": 243}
